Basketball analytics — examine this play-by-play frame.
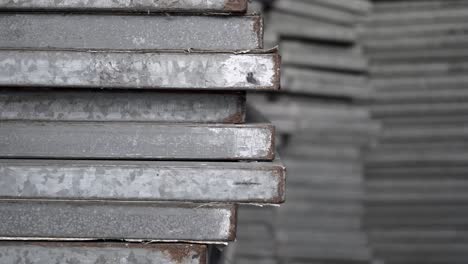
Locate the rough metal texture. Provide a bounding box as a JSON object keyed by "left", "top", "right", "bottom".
{"left": 0, "top": 120, "right": 275, "bottom": 160}
{"left": 0, "top": 0, "right": 246, "bottom": 13}
{"left": 0, "top": 242, "right": 207, "bottom": 264}
{"left": 0, "top": 50, "right": 280, "bottom": 90}
{"left": 0, "top": 89, "right": 246, "bottom": 123}
{"left": 0, "top": 200, "right": 236, "bottom": 242}
{"left": 0, "top": 14, "right": 261, "bottom": 50}
{"left": 0, "top": 158, "right": 285, "bottom": 203}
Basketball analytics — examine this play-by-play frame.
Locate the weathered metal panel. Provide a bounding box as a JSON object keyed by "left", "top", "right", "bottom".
{"left": 0, "top": 242, "right": 207, "bottom": 264}
{"left": 0, "top": 14, "right": 261, "bottom": 50}
{"left": 0, "top": 158, "right": 285, "bottom": 203}
{"left": 0, "top": 50, "right": 280, "bottom": 90}
{"left": 0, "top": 120, "right": 275, "bottom": 160}
{"left": 0, "top": 89, "right": 246, "bottom": 123}
{"left": 0, "top": 200, "right": 236, "bottom": 242}
{"left": 0, "top": 0, "right": 247, "bottom": 13}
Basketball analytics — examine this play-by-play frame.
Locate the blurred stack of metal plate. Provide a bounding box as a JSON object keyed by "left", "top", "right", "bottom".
{"left": 232, "top": 0, "right": 381, "bottom": 263}
{"left": 363, "top": 1, "right": 468, "bottom": 264}
{"left": 0, "top": 0, "right": 285, "bottom": 263}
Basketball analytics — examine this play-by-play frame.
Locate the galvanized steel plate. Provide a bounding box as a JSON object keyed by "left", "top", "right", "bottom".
{"left": 0, "top": 200, "right": 236, "bottom": 242}
{"left": 0, "top": 158, "right": 285, "bottom": 203}
{"left": 0, "top": 89, "right": 246, "bottom": 123}
{"left": 0, "top": 120, "right": 275, "bottom": 160}
{"left": 0, "top": 50, "right": 280, "bottom": 90}
{"left": 0, "top": 14, "right": 261, "bottom": 50}
{"left": 0, "top": 0, "right": 247, "bottom": 13}
{"left": 0, "top": 242, "right": 207, "bottom": 264}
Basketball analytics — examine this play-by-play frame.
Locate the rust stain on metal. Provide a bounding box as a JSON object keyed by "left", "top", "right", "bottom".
{"left": 157, "top": 244, "right": 206, "bottom": 263}
{"left": 252, "top": 15, "right": 264, "bottom": 49}
{"left": 228, "top": 205, "right": 238, "bottom": 241}
{"left": 224, "top": 0, "right": 247, "bottom": 12}
{"left": 272, "top": 52, "right": 282, "bottom": 91}
{"left": 265, "top": 124, "right": 276, "bottom": 160}
{"left": 222, "top": 111, "right": 244, "bottom": 124}
{"left": 273, "top": 165, "right": 287, "bottom": 204}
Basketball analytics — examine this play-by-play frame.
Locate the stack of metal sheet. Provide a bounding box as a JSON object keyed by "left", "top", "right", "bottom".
{"left": 363, "top": 1, "right": 468, "bottom": 264}
{"left": 232, "top": 0, "right": 381, "bottom": 263}
{"left": 0, "top": 0, "right": 285, "bottom": 262}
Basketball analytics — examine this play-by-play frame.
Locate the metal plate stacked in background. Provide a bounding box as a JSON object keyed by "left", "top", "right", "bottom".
{"left": 230, "top": 0, "right": 381, "bottom": 263}
{"left": 0, "top": 0, "right": 285, "bottom": 262}
{"left": 363, "top": 1, "right": 468, "bottom": 264}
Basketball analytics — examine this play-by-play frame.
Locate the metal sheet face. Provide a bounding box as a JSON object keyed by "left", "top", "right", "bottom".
{"left": 0, "top": 121, "right": 275, "bottom": 160}
{"left": 0, "top": 14, "right": 261, "bottom": 50}
{"left": 0, "top": 159, "right": 285, "bottom": 203}
{"left": 0, "top": 90, "right": 246, "bottom": 123}
{"left": 0, "top": 200, "right": 235, "bottom": 242}
{"left": 0, "top": 242, "right": 207, "bottom": 264}
{"left": 0, "top": 0, "right": 247, "bottom": 13}
{"left": 0, "top": 50, "right": 279, "bottom": 90}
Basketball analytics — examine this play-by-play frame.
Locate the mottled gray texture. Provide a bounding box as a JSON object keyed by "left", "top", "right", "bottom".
{"left": 0, "top": 242, "right": 206, "bottom": 264}
{"left": 0, "top": 14, "right": 260, "bottom": 50}
{"left": 0, "top": 90, "right": 245, "bottom": 123}
{"left": 0, "top": 0, "right": 245, "bottom": 13}
{"left": 0, "top": 159, "right": 285, "bottom": 203}
{"left": 0, "top": 120, "right": 275, "bottom": 160}
{"left": 0, "top": 50, "right": 279, "bottom": 90}
{"left": 0, "top": 200, "right": 235, "bottom": 241}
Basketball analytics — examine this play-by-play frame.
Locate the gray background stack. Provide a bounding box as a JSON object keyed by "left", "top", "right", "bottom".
{"left": 363, "top": 1, "right": 468, "bottom": 264}
{"left": 0, "top": 0, "right": 285, "bottom": 262}
{"left": 232, "top": 0, "right": 380, "bottom": 263}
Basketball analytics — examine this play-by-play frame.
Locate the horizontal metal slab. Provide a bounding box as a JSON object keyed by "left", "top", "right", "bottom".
{"left": 0, "top": 242, "right": 207, "bottom": 264}
{"left": 274, "top": 0, "right": 359, "bottom": 26}
{"left": 281, "top": 41, "right": 368, "bottom": 73}
{"left": 312, "top": 0, "right": 372, "bottom": 14}
{"left": 0, "top": 14, "right": 261, "bottom": 50}
{"left": 0, "top": 50, "right": 280, "bottom": 90}
{"left": 0, "top": 89, "right": 246, "bottom": 123}
{"left": 0, "top": 119, "right": 275, "bottom": 160}
{"left": 0, "top": 0, "right": 246, "bottom": 13}
{"left": 268, "top": 11, "right": 357, "bottom": 44}
{"left": 0, "top": 200, "right": 236, "bottom": 242}
{"left": 0, "top": 158, "right": 285, "bottom": 203}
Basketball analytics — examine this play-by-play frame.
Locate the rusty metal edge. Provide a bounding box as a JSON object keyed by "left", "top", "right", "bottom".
{"left": 223, "top": 0, "right": 248, "bottom": 13}
{"left": 228, "top": 205, "right": 238, "bottom": 241}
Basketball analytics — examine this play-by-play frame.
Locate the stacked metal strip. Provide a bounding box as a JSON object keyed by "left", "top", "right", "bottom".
{"left": 230, "top": 0, "right": 381, "bottom": 263}
{"left": 0, "top": 0, "right": 285, "bottom": 263}
{"left": 363, "top": 1, "right": 468, "bottom": 264}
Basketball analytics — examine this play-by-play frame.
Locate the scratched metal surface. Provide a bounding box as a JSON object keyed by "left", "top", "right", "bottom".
{"left": 0, "top": 242, "right": 207, "bottom": 264}
{"left": 0, "top": 90, "right": 246, "bottom": 123}
{"left": 0, "top": 0, "right": 246, "bottom": 13}
{"left": 0, "top": 14, "right": 261, "bottom": 50}
{"left": 0, "top": 120, "right": 275, "bottom": 160}
{"left": 0, "top": 158, "right": 285, "bottom": 203}
{"left": 0, "top": 200, "right": 235, "bottom": 241}
{"left": 0, "top": 50, "right": 279, "bottom": 90}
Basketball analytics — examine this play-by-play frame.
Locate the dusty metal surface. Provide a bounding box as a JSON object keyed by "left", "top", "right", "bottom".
{"left": 0, "top": 119, "right": 275, "bottom": 160}
{"left": 0, "top": 200, "right": 236, "bottom": 242}
{"left": 0, "top": 242, "right": 207, "bottom": 264}
{"left": 0, "top": 14, "right": 261, "bottom": 50}
{"left": 0, "top": 158, "right": 285, "bottom": 203}
{"left": 0, "top": 0, "right": 246, "bottom": 13}
{"left": 0, "top": 50, "right": 280, "bottom": 90}
{"left": 0, "top": 89, "right": 246, "bottom": 123}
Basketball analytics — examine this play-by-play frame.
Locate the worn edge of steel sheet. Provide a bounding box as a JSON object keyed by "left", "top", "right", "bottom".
{"left": 0, "top": 115, "right": 276, "bottom": 160}
{"left": 0, "top": 0, "right": 247, "bottom": 13}
{"left": 0, "top": 89, "right": 247, "bottom": 123}
{"left": 0, "top": 157, "right": 285, "bottom": 203}
{"left": 0, "top": 242, "right": 208, "bottom": 264}
{"left": 0, "top": 48, "right": 280, "bottom": 91}
{"left": 0, "top": 200, "right": 237, "bottom": 243}
{"left": 0, "top": 14, "right": 262, "bottom": 50}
